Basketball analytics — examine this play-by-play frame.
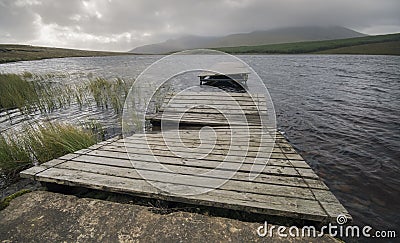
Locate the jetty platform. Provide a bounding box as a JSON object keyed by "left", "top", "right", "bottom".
{"left": 20, "top": 91, "right": 351, "bottom": 223}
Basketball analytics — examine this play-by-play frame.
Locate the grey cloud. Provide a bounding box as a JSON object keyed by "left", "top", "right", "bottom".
{"left": 0, "top": 0, "right": 399, "bottom": 51}
{"left": 0, "top": 1, "right": 40, "bottom": 41}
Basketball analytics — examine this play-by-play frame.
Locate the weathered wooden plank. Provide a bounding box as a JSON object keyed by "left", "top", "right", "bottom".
{"left": 122, "top": 139, "right": 275, "bottom": 150}
{"left": 159, "top": 104, "right": 266, "bottom": 110}
{"left": 311, "top": 189, "right": 353, "bottom": 221}
{"left": 285, "top": 153, "right": 305, "bottom": 160}
{"left": 126, "top": 138, "right": 283, "bottom": 149}
{"left": 166, "top": 92, "right": 266, "bottom": 98}
{"left": 158, "top": 107, "right": 265, "bottom": 114}
{"left": 125, "top": 137, "right": 275, "bottom": 145}
{"left": 124, "top": 132, "right": 273, "bottom": 140}
{"left": 19, "top": 158, "right": 69, "bottom": 179}
{"left": 161, "top": 127, "right": 279, "bottom": 135}
{"left": 124, "top": 132, "right": 279, "bottom": 141}
{"left": 143, "top": 128, "right": 274, "bottom": 133}
{"left": 40, "top": 159, "right": 67, "bottom": 168}
{"left": 116, "top": 138, "right": 276, "bottom": 150}
{"left": 148, "top": 111, "right": 266, "bottom": 118}
{"left": 135, "top": 134, "right": 281, "bottom": 142}
{"left": 76, "top": 147, "right": 308, "bottom": 173}
{"left": 319, "top": 202, "right": 352, "bottom": 221}
{"left": 76, "top": 149, "right": 313, "bottom": 179}
{"left": 161, "top": 101, "right": 265, "bottom": 107}
{"left": 164, "top": 96, "right": 265, "bottom": 102}
{"left": 77, "top": 150, "right": 301, "bottom": 177}
{"left": 164, "top": 96, "right": 266, "bottom": 103}
{"left": 149, "top": 117, "right": 260, "bottom": 126}
{"left": 161, "top": 98, "right": 267, "bottom": 106}
{"left": 96, "top": 145, "right": 276, "bottom": 163}
{"left": 158, "top": 108, "right": 266, "bottom": 115}
{"left": 112, "top": 140, "right": 293, "bottom": 156}
{"left": 126, "top": 133, "right": 276, "bottom": 143}
{"left": 54, "top": 160, "right": 317, "bottom": 200}
{"left": 80, "top": 148, "right": 252, "bottom": 167}
{"left": 149, "top": 113, "right": 263, "bottom": 123}
{"left": 112, "top": 143, "right": 287, "bottom": 159}
{"left": 68, "top": 155, "right": 327, "bottom": 190}
{"left": 159, "top": 106, "right": 265, "bottom": 113}
{"left": 103, "top": 145, "right": 314, "bottom": 173}
{"left": 34, "top": 167, "right": 328, "bottom": 221}
{"left": 19, "top": 165, "right": 48, "bottom": 179}
{"left": 91, "top": 141, "right": 318, "bottom": 179}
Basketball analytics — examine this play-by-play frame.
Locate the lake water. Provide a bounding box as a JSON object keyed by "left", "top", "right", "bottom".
{"left": 0, "top": 54, "right": 399, "bottom": 232}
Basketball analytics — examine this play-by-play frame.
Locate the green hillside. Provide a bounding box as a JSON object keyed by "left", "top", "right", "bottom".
{"left": 0, "top": 45, "right": 132, "bottom": 64}
{"left": 215, "top": 33, "right": 400, "bottom": 55}
{"left": 315, "top": 40, "right": 400, "bottom": 55}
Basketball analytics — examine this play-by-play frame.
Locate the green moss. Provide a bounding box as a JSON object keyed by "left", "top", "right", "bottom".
{"left": 0, "top": 189, "right": 31, "bottom": 211}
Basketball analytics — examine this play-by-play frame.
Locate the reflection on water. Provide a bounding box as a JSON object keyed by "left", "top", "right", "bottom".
{"left": 0, "top": 54, "right": 399, "bottom": 231}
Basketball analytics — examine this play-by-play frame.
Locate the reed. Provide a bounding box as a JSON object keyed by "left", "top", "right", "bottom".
{"left": 0, "top": 74, "right": 38, "bottom": 111}
{"left": 87, "top": 77, "right": 129, "bottom": 114}
{"left": 1, "top": 73, "right": 131, "bottom": 116}
{"left": 0, "top": 122, "right": 97, "bottom": 181}
{"left": 0, "top": 73, "right": 73, "bottom": 113}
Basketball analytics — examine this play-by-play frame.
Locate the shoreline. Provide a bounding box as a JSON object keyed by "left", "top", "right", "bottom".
{"left": 0, "top": 44, "right": 135, "bottom": 64}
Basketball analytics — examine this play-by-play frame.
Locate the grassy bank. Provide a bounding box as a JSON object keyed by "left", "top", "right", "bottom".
{"left": 215, "top": 33, "right": 400, "bottom": 55}
{"left": 0, "top": 122, "right": 97, "bottom": 181}
{"left": 315, "top": 40, "right": 400, "bottom": 55}
{"left": 0, "top": 44, "right": 132, "bottom": 64}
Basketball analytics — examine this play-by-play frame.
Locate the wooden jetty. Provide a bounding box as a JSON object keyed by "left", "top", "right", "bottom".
{"left": 21, "top": 90, "right": 351, "bottom": 223}
{"left": 198, "top": 62, "right": 249, "bottom": 85}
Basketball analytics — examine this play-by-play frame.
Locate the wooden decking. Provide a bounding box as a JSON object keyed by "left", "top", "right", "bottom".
{"left": 147, "top": 92, "right": 267, "bottom": 126}
{"left": 20, "top": 91, "right": 351, "bottom": 223}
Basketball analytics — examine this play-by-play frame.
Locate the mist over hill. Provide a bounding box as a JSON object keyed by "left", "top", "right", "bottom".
{"left": 130, "top": 26, "right": 366, "bottom": 54}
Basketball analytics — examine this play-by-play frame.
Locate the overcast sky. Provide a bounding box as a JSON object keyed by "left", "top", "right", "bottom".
{"left": 1, "top": 0, "right": 399, "bottom": 52}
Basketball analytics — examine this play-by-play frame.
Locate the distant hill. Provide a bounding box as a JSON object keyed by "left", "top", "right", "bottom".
{"left": 0, "top": 45, "right": 131, "bottom": 64}
{"left": 130, "top": 26, "right": 366, "bottom": 54}
{"left": 215, "top": 33, "right": 400, "bottom": 55}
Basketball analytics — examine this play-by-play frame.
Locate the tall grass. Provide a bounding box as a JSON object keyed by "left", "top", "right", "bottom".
{"left": 88, "top": 77, "right": 128, "bottom": 114}
{"left": 0, "top": 73, "right": 73, "bottom": 113}
{"left": 0, "top": 122, "right": 97, "bottom": 181}
{"left": 0, "top": 73, "right": 132, "bottom": 186}
{"left": 0, "top": 74, "right": 39, "bottom": 111}
{"left": 0, "top": 73, "right": 130, "bottom": 115}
